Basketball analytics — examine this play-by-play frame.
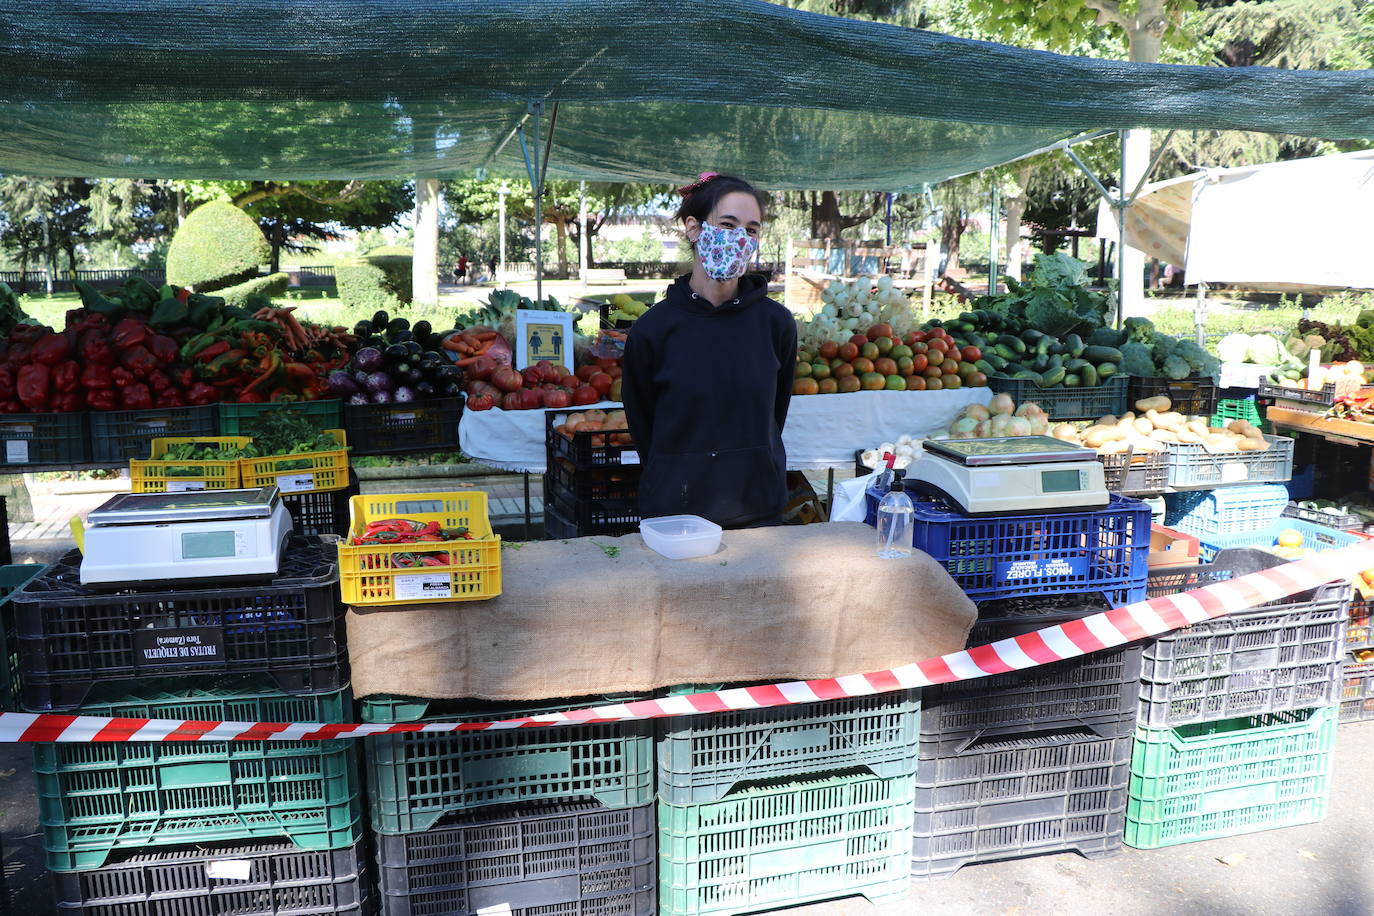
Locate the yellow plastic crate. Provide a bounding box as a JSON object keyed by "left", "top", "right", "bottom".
{"left": 338, "top": 491, "right": 502, "bottom": 606}
{"left": 239, "top": 430, "right": 350, "bottom": 494}
{"left": 128, "top": 436, "right": 253, "bottom": 492}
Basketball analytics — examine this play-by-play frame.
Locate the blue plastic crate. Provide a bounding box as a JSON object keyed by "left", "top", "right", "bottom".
{"left": 1164, "top": 485, "right": 1289, "bottom": 539}
{"left": 867, "top": 493, "right": 1150, "bottom": 606}
{"left": 1199, "top": 518, "right": 1364, "bottom": 562}
{"left": 1288, "top": 465, "right": 1317, "bottom": 501}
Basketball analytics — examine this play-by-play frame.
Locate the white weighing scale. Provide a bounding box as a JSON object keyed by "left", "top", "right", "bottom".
{"left": 80, "top": 487, "right": 293, "bottom": 587}
{"left": 911, "top": 436, "right": 1109, "bottom": 516}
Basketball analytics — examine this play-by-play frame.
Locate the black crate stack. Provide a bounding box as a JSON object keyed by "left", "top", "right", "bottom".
{"left": 543, "top": 409, "right": 642, "bottom": 538}
{"left": 10, "top": 536, "right": 370, "bottom": 914}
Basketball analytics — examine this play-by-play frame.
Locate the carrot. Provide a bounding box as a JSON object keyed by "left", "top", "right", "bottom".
{"left": 456, "top": 356, "right": 481, "bottom": 366}
{"left": 474, "top": 331, "right": 498, "bottom": 341}
{"left": 441, "top": 337, "right": 466, "bottom": 352}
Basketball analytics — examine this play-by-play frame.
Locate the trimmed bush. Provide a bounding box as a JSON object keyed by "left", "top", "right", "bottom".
{"left": 368, "top": 245, "right": 413, "bottom": 257}
{"left": 166, "top": 201, "right": 270, "bottom": 291}
{"left": 218, "top": 271, "right": 290, "bottom": 308}
{"left": 337, "top": 259, "right": 402, "bottom": 314}
{"left": 365, "top": 254, "right": 413, "bottom": 305}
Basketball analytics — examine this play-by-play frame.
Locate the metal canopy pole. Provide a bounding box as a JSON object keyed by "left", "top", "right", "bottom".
{"left": 579, "top": 180, "right": 588, "bottom": 289}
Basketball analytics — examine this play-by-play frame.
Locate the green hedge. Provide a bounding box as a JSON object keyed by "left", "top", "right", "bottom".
{"left": 337, "top": 260, "right": 402, "bottom": 313}
{"left": 166, "top": 201, "right": 269, "bottom": 291}
{"left": 218, "top": 272, "right": 290, "bottom": 308}
{"left": 366, "top": 254, "right": 412, "bottom": 304}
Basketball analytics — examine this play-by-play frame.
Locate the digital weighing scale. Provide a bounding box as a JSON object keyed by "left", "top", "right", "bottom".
{"left": 80, "top": 487, "right": 293, "bottom": 587}
{"left": 910, "top": 436, "right": 1109, "bottom": 516}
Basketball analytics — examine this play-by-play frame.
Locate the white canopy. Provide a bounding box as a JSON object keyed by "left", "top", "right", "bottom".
{"left": 1097, "top": 149, "right": 1374, "bottom": 290}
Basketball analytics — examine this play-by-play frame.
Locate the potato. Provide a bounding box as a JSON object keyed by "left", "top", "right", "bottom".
{"left": 1120, "top": 411, "right": 1136, "bottom": 422}
{"left": 1135, "top": 396, "right": 1172, "bottom": 412}
{"left": 1133, "top": 417, "right": 1155, "bottom": 435}
{"left": 1098, "top": 415, "right": 1118, "bottom": 426}
{"left": 1154, "top": 411, "right": 1187, "bottom": 431}
{"left": 1097, "top": 440, "right": 1129, "bottom": 455}
{"left": 1186, "top": 419, "right": 1210, "bottom": 436}
{"left": 1084, "top": 427, "right": 1126, "bottom": 449}
{"left": 1051, "top": 423, "right": 1080, "bottom": 443}
{"left": 1236, "top": 437, "right": 1269, "bottom": 451}
{"left": 1149, "top": 428, "right": 1180, "bottom": 443}
{"left": 1228, "top": 419, "right": 1259, "bottom": 438}
{"left": 1176, "top": 430, "right": 1204, "bottom": 444}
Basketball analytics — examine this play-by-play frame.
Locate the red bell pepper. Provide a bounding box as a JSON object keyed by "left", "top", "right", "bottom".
{"left": 0, "top": 368, "right": 15, "bottom": 402}
{"left": 186, "top": 382, "right": 219, "bottom": 406}
{"left": 119, "top": 345, "right": 157, "bottom": 379}
{"left": 31, "top": 333, "right": 70, "bottom": 366}
{"left": 173, "top": 367, "right": 193, "bottom": 389}
{"left": 52, "top": 360, "right": 79, "bottom": 394}
{"left": 146, "top": 370, "right": 173, "bottom": 393}
{"left": 17, "top": 363, "right": 50, "bottom": 411}
{"left": 120, "top": 383, "right": 152, "bottom": 410}
{"left": 78, "top": 329, "right": 114, "bottom": 365}
{"left": 148, "top": 334, "right": 179, "bottom": 365}
{"left": 5, "top": 342, "right": 31, "bottom": 367}
{"left": 81, "top": 364, "right": 112, "bottom": 390}
{"left": 110, "top": 366, "right": 134, "bottom": 387}
{"left": 52, "top": 391, "right": 85, "bottom": 413}
{"left": 87, "top": 388, "right": 118, "bottom": 411}
{"left": 158, "top": 388, "right": 186, "bottom": 408}
{"left": 113, "top": 317, "right": 150, "bottom": 350}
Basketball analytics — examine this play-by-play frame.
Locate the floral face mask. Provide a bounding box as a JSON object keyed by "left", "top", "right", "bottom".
{"left": 694, "top": 220, "right": 759, "bottom": 281}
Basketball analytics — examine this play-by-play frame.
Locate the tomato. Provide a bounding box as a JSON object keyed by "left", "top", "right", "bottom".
{"left": 543, "top": 388, "right": 571, "bottom": 409}
{"left": 928, "top": 338, "right": 950, "bottom": 355}
{"left": 908, "top": 331, "right": 927, "bottom": 344}
{"left": 890, "top": 344, "right": 913, "bottom": 360}
{"left": 868, "top": 323, "right": 894, "bottom": 340}
{"left": 558, "top": 373, "right": 580, "bottom": 389}
{"left": 941, "top": 358, "right": 960, "bottom": 375}
{"left": 605, "top": 365, "right": 622, "bottom": 379}
{"left": 874, "top": 357, "right": 898, "bottom": 377}
{"left": 833, "top": 362, "right": 855, "bottom": 379}
{"left": 838, "top": 342, "right": 860, "bottom": 361}
{"left": 958, "top": 361, "right": 979, "bottom": 379}
{"left": 925, "top": 375, "right": 944, "bottom": 390}
{"left": 961, "top": 345, "right": 982, "bottom": 362}
{"left": 501, "top": 391, "right": 524, "bottom": 410}
{"left": 811, "top": 362, "right": 832, "bottom": 380}
{"left": 911, "top": 341, "right": 928, "bottom": 355}
{"left": 923, "top": 365, "right": 944, "bottom": 379}
{"left": 943, "top": 374, "right": 963, "bottom": 389}
{"left": 519, "top": 388, "right": 544, "bottom": 409}
{"left": 967, "top": 372, "right": 987, "bottom": 387}
{"left": 852, "top": 357, "right": 875, "bottom": 374}
{"left": 793, "top": 377, "right": 819, "bottom": 395}
{"left": 798, "top": 348, "right": 815, "bottom": 364}
{"left": 896, "top": 356, "right": 914, "bottom": 375}
{"left": 859, "top": 371, "right": 886, "bottom": 391}
{"left": 873, "top": 336, "right": 894, "bottom": 355}
{"left": 817, "top": 377, "right": 838, "bottom": 394}
{"left": 572, "top": 385, "right": 600, "bottom": 406}
{"left": 589, "top": 373, "right": 614, "bottom": 396}
{"left": 819, "top": 341, "right": 839, "bottom": 360}
{"left": 467, "top": 393, "right": 495, "bottom": 411}
{"left": 795, "top": 362, "right": 813, "bottom": 378}
{"left": 910, "top": 354, "right": 929, "bottom": 374}
{"left": 838, "top": 375, "right": 862, "bottom": 393}
{"left": 609, "top": 378, "right": 622, "bottom": 401}
{"left": 884, "top": 374, "right": 906, "bottom": 391}
{"left": 595, "top": 356, "right": 619, "bottom": 370}
{"left": 905, "top": 375, "right": 927, "bottom": 391}
{"left": 849, "top": 333, "right": 870, "bottom": 347}
{"left": 576, "top": 365, "right": 599, "bottom": 383}
{"left": 860, "top": 342, "right": 880, "bottom": 361}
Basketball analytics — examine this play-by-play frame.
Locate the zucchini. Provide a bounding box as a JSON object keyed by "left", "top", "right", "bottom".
{"left": 1040, "top": 366, "right": 1068, "bottom": 388}
{"left": 1082, "top": 345, "right": 1124, "bottom": 364}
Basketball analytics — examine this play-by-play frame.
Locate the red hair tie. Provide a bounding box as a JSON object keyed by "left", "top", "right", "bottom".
{"left": 677, "top": 171, "right": 720, "bottom": 198}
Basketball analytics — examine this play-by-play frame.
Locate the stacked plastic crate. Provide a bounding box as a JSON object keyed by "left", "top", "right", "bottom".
{"left": 905, "top": 495, "right": 1152, "bottom": 879}
{"left": 1127, "top": 550, "right": 1349, "bottom": 848}
{"left": 10, "top": 536, "right": 367, "bottom": 914}
{"left": 363, "top": 695, "right": 657, "bottom": 915}
{"left": 543, "top": 409, "right": 642, "bottom": 538}
{"left": 656, "top": 686, "right": 921, "bottom": 915}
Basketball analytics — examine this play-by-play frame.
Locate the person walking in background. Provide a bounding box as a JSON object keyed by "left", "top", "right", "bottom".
{"left": 489, "top": 255, "right": 498, "bottom": 281}
{"left": 456, "top": 255, "right": 469, "bottom": 285}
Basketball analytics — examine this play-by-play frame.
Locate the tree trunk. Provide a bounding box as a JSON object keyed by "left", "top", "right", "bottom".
{"left": 1118, "top": 0, "right": 1167, "bottom": 318}
{"left": 1003, "top": 163, "right": 1033, "bottom": 281}
{"left": 553, "top": 216, "right": 570, "bottom": 280}
{"left": 412, "top": 178, "right": 441, "bottom": 306}
{"left": 268, "top": 222, "right": 283, "bottom": 274}
{"left": 175, "top": 188, "right": 187, "bottom": 225}
{"left": 810, "top": 191, "right": 844, "bottom": 239}
{"left": 16, "top": 249, "right": 28, "bottom": 294}
{"left": 940, "top": 212, "right": 965, "bottom": 274}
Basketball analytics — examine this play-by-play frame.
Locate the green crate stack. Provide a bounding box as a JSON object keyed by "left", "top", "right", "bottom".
{"left": 362, "top": 694, "right": 657, "bottom": 915}
{"left": 1210, "top": 396, "right": 1269, "bottom": 433}
{"left": 655, "top": 687, "right": 920, "bottom": 915}
{"left": 1125, "top": 707, "right": 1338, "bottom": 848}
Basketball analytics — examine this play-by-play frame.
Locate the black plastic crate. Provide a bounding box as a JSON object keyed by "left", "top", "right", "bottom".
{"left": 0, "top": 494, "right": 9, "bottom": 566}
{"left": 544, "top": 480, "right": 640, "bottom": 538}
{"left": 376, "top": 800, "right": 655, "bottom": 916}
{"left": 546, "top": 456, "right": 641, "bottom": 503}
{"left": 284, "top": 470, "right": 359, "bottom": 538}
{"left": 14, "top": 537, "right": 346, "bottom": 711}
{"left": 911, "top": 728, "right": 1131, "bottom": 879}
{"left": 0, "top": 411, "right": 89, "bottom": 468}
{"left": 921, "top": 607, "right": 1142, "bottom": 745}
{"left": 1127, "top": 376, "right": 1219, "bottom": 419}
{"left": 344, "top": 396, "right": 463, "bottom": 456}
{"left": 88, "top": 405, "right": 218, "bottom": 464}
{"left": 546, "top": 410, "right": 638, "bottom": 468}
{"left": 1142, "top": 549, "right": 1349, "bottom": 727}
{"left": 1259, "top": 379, "right": 1356, "bottom": 409}
{"left": 52, "top": 838, "right": 369, "bottom": 914}
{"left": 985, "top": 375, "right": 1128, "bottom": 420}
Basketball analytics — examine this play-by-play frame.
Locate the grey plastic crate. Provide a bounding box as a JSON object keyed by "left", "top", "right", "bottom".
{"left": 656, "top": 686, "right": 920, "bottom": 804}
{"left": 921, "top": 610, "right": 1142, "bottom": 745}
{"left": 911, "top": 728, "right": 1131, "bottom": 880}
{"left": 52, "top": 838, "right": 369, "bottom": 915}
{"left": 1340, "top": 657, "right": 1374, "bottom": 723}
{"left": 1143, "top": 550, "right": 1349, "bottom": 727}
{"left": 376, "top": 800, "right": 655, "bottom": 916}
{"left": 1165, "top": 435, "right": 1294, "bottom": 489}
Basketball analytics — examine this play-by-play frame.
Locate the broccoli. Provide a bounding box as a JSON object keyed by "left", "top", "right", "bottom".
{"left": 1151, "top": 334, "right": 1177, "bottom": 366}
{"left": 1161, "top": 354, "right": 1192, "bottom": 380}
{"left": 1120, "top": 341, "right": 1156, "bottom": 378}
{"left": 1124, "top": 316, "right": 1156, "bottom": 344}
{"left": 1174, "top": 338, "right": 1221, "bottom": 379}
{"left": 1088, "top": 326, "right": 1126, "bottom": 348}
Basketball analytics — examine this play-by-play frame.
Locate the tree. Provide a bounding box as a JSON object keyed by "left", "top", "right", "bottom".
{"left": 0, "top": 178, "right": 93, "bottom": 288}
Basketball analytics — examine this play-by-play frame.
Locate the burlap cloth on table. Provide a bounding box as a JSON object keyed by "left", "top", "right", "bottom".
{"left": 345, "top": 521, "right": 976, "bottom": 701}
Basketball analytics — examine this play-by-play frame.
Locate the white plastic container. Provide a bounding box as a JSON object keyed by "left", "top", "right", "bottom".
{"left": 639, "top": 515, "right": 723, "bottom": 559}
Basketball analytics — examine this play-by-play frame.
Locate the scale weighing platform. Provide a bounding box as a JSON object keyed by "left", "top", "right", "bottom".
{"left": 80, "top": 487, "right": 293, "bottom": 587}
{"left": 911, "top": 436, "right": 1109, "bottom": 516}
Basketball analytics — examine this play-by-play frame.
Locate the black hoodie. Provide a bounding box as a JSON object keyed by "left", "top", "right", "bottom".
{"left": 622, "top": 274, "right": 797, "bottom": 528}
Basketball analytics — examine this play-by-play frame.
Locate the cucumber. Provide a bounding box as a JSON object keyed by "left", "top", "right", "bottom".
{"left": 1036, "top": 336, "right": 1054, "bottom": 357}
{"left": 1065, "top": 334, "right": 1085, "bottom": 358}
{"left": 1040, "top": 366, "right": 1068, "bottom": 388}
{"left": 1095, "top": 362, "right": 1117, "bottom": 380}
{"left": 1082, "top": 345, "right": 1124, "bottom": 364}
{"left": 984, "top": 353, "right": 1008, "bottom": 371}
{"left": 1031, "top": 354, "right": 1049, "bottom": 372}
{"left": 1013, "top": 370, "right": 1044, "bottom": 385}
{"left": 1080, "top": 364, "right": 1099, "bottom": 387}
{"left": 1065, "top": 358, "right": 1092, "bottom": 373}
{"left": 1063, "top": 373, "right": 1082, "bottom": 387}
{"left": 974, "top": 359, "right": 994, "bottom": 375}
{"left": 1021, "top": 328, "right": 1045, "bottom": 344}
{"left": 995, "top": 344, "right": 1020, "bottom": 361}
{"left": 959, "top": 312, "right": 980, "bottom": 326}
{"left": 1047, "top": 354, "right": 1065, "bottom": 371}
{"left": 1002, "top": 362, "right": 1028, "bottom": 376}
{"left": 998, "top": 334, "right": 1027, "bottom": 354}
{"left": 1048, "top": 341, "right": 1067, "bottom": 356}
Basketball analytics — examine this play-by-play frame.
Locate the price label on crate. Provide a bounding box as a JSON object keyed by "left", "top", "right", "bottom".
{"left": 166, "top": 479, "right": 207, "bottom": 492}
{"left": 1220, "top": 462, "right": 1249, "bottom": 484}
{"left": 995, "top": 555, "right": 1088, "bottom": 585}
{"left": 620, "top": 450, "right": 640, "bottom": 465}
{"left": 4, "top": 439, "right": 28, "bottom": 464}
{"left": 136, "top": 419, "right": 168, "bottom": 432}
{"left": 132, "top": 627, "right": 225, "bottom": 667}
{"left": 475, "top": 905, "right": 513, "bottom": 916}
{"left": 275, "top": 473, "right": 316, "bottom": 493}
{"left": 394, "top": 572, "right": 453, "bottom": 600}
{"left": 205, "top": 859, "right": 253, "bottom": 881}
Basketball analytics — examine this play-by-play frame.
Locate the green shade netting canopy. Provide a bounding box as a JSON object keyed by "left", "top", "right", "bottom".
{"left": 3, "top": 0, "right": 1373, "bottom": 188}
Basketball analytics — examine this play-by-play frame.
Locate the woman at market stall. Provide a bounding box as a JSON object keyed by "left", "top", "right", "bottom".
{"left": 622, "top": 173, "right": 797, "bottom": 528}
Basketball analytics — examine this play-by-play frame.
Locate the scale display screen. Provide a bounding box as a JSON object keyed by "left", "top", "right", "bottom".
{"left": 181, "top": 530, "right": 237, "bottom": 559}
{"left": 1040, "top": 468, "right": 1083, "bottom": 493}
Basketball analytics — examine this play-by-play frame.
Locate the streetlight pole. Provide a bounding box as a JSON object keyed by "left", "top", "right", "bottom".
{"left": 497, "top": 183, "right": 510, "bottom": 289}
{"left": 579, "top": 180, "right": 588, "bottom": 291}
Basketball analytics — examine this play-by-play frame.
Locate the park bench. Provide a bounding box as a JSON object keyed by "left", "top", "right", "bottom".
{"left": 582, "top": 267, "right": 628, "bottom": 285}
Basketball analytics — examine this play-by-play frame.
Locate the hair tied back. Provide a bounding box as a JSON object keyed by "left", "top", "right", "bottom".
{"left": 676, "top": 171, "right": 720, "bottom": 198}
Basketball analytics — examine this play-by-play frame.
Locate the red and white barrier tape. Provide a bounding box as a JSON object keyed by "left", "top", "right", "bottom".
{"left": 4, "top": 541, "right": 1371, "bottom": 743}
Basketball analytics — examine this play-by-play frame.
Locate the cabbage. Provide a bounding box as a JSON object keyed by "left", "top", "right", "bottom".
{"left": 1247, "top": 335, "right": 1282, "bottom": 365}
{"left": 1217, "top": 333, "right": 1252, "bottom": 363}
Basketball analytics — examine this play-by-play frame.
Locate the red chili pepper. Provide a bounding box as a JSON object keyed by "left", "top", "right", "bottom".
{"left": 418, "top": 555, "right": 448, "bottom": 566}
{"left": 194, "top": 341, "right": 231, "bottom": 363}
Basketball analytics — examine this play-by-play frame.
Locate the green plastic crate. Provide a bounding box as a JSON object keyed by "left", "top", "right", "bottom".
{"left": 657, "top": 686, "right": 921, "bottom": 804}
{"left": 1210, "top": 397, "right": 1269, "bottom": 433}
{"left": 218, "top": 399, "right": 342, "bottom": 436}
{"left": 1125, "top": 706, "right": 1337, "bottom": 850}
{"left": 35, "top": 680, "right": 364, "bottom": 871}
{"left": 658, "top": 770, "right": 913, "bottom": 916}
{"left": 0, "top": 563, "right": 43, "bottom": 711}
{"left": 362, "top": 695, "right": 655, "bottom": 834}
